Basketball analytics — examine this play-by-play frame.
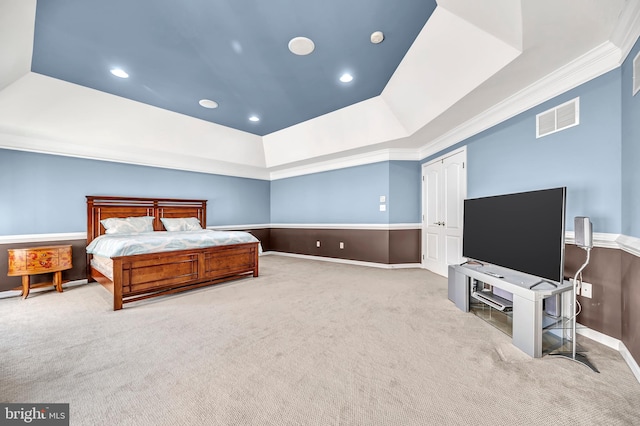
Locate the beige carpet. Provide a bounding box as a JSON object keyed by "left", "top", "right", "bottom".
{"left": 1, "top": 255, "right": 638, "bottom": 425}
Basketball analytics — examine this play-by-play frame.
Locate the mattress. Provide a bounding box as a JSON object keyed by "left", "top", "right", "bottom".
{"left": 91, "top": 255, "right": 113, "bottom": 281}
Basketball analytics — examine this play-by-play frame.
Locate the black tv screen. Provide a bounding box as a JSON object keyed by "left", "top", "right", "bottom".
{"left": 462, "top": 187, "right": 566, "bottom": 283}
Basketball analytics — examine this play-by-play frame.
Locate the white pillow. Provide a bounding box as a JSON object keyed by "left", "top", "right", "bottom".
{"left": 160, "top": 217, "right": 203, "bottom": 232}
{"left": 101, "top": 216, "right": 155, "bottom": 234}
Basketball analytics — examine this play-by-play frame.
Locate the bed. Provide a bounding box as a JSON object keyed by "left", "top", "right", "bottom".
{"left": 86, "top": 196, "right": 260, "bottom": 310}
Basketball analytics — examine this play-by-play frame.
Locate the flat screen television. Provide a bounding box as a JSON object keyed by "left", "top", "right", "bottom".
{"left": 462, "top": 187, "right": 566, "bottom": 283}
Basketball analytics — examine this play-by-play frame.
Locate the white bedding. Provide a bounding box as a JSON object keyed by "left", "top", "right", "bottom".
{"left": 86, "top": 229, "right": 262, "bottom": 258}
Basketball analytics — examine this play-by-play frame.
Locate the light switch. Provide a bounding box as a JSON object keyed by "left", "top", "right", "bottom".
{"left": 379, "top": 195, "right": 386, "bottom": 203}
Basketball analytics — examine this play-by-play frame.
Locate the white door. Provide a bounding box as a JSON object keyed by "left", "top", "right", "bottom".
{"left": 422, "top": 149, "right": 467, "bottom": 277}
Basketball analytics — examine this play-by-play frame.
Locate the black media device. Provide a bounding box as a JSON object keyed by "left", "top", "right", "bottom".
{"left": 462, "top": 187, "right": 567, "bottom": 284}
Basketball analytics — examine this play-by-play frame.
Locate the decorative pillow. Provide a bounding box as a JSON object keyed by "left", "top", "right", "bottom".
{"left": 160, "top": 217, "right": 203, "bottom": 232}
{"left": 101, "top": 216, "right": 155, "bottom": 234}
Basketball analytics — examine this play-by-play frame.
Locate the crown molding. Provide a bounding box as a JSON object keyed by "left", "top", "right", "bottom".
{"left": 0, "top": 132, "right": 271, "bottom": 181}
{"left": 610, "top": 0, "right": 640, "bottom": 61}
{"left": 268, "top": 148, "right": 420, "bottom": 180}
{"left": 418, "top": 41, "right": 622, "bottom": 160}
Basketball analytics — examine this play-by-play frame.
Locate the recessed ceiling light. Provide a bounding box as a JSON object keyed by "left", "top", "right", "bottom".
{"left": 110, "top": 68, "right": 129, "bottom": 78}
{"left": 288, "top": 36, "right": 315, "bottom": 56}
{"left": 199, "top": 99, "right": 219, "bottom": 109}
{"left": 339, "top": 73, "right": 353, "bottom": 83}
{"left": 249, "top": 115, "right": 260, "bottom": 122}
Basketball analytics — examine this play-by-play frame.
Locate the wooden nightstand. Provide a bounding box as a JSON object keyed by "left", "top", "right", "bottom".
{"left": 7, "top": 245, "right": 73, "bottom": 299}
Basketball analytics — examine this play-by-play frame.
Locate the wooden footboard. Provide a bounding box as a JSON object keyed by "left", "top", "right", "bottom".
{"left": 91, "top": 242, "right": 259, "bottom": 310}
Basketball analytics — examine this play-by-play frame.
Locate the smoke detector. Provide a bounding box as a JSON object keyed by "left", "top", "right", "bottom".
{"left": 370, "top": 31, "right": 384, "bottom": 44}
{"left": 199, "top": 99, "right": 218, "bottom": 109}
{"left": 288, "top": 37, "right": 315, "bottom": 56}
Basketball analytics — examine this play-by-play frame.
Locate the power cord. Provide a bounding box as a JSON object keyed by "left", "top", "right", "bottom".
{"left": 565, "top": 271, "right": 583, "bottom": 325}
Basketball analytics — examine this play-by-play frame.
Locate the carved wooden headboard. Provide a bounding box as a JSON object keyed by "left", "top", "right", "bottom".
{"left": 86, "top": 196, "right": 207, "bottom": 244}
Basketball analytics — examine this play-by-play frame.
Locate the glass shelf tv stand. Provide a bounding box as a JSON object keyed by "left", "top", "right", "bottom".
{"left": 448, "top": 263, "right": 573, "bottom": 358}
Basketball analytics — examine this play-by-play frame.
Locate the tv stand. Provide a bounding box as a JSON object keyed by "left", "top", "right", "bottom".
{"left": 448, "top": 263, "right": 573, "bottom": 358}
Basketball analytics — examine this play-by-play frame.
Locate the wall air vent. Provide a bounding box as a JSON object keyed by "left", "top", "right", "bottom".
{"left": 536, "top": 97, "right": 579, "bottom": 138}
{"left": 634, "top": 51, "right": 640, "bottom": 96}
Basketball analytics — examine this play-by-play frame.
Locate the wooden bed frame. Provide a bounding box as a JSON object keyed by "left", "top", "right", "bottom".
{"left": 86, "top": 196, "right": 259, "bottom": 310}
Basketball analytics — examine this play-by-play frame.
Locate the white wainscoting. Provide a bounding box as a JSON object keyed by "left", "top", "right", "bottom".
{"left": 4, "top": 229, "right": 637, "bottom": 249}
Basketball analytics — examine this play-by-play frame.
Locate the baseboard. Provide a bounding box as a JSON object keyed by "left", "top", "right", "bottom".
{"left": 577, "top": 323, "right": 640, "bottom": 383}
{"left": 619, "top": 342, "right": 640, "bottom": 384}
{"left": 576, "top": 323, "right": 621, "bottom": 350}
{"left": 267, "top": 251, "right": 422, "bottom": 269}
{"left": 0, "top": 279, "right": 88, "bottom": 300}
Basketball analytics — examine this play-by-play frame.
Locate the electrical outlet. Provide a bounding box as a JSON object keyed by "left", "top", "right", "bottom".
{"left": 581, "top": 282, "right": 593, "bottom": 299}
{"left": 316, "top": 240, "right": 321, "bottom": 248}
{"left": 339, "top": 242, "right": 344, "bottom": 249}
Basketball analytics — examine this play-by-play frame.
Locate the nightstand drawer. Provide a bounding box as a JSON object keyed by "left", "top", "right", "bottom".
{"left": 26, "top": 250, "right": 59, "bottom": 272}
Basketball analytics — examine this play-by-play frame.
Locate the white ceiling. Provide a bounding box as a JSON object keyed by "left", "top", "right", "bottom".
{"left": 0, "top": 0, "right": 638, "bottom": 180}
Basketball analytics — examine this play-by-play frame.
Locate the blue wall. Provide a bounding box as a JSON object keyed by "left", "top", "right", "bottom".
{"left": 389, "top": 161, "right": 422, "bottom": 223}
{"left": 270, "top": 161, "right": 421, "bottom": 224}
{"left": 0, "top": 149, "right": 270, "bottom": 235}
{"left": 271, "top": 162, "right": 389, "bottom": 224}
{"left": 427, "top": 69, "right": 623, "bottom": 234}
{"left": 1, "top": 152, "right": 421, "bottom": 234}
{"left": 622, "top": 37, "right": 640, "bottom": 238}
